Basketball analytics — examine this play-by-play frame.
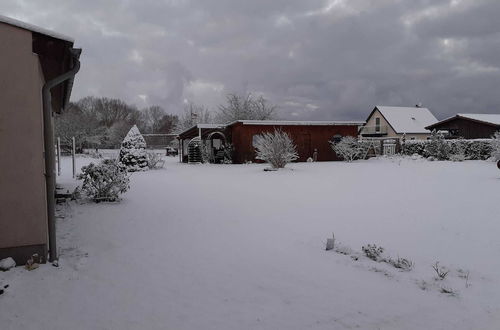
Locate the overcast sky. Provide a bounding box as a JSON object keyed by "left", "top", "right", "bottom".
{"left": 2, "top": 0, "right": 500, "bottom": 120}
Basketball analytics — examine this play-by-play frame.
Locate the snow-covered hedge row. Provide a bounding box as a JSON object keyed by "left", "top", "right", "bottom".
{"left": 402, "top": 139, "right": 493, "bottom": 160}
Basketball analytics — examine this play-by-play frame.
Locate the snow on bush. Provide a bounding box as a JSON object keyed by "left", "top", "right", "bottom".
{"left": 403, "top": 139, "right": 492, "bottom": 160}
{"left": 77, "top": 159, "right": 130, "bottom": 202}
{"left": 222, "top": 143, "right": 234, "bottom": 164}
{"left": 0, "top": 257, "right": 16, "bottom": 271}
{"left": 449, "top": 138, "right": 466, "bottom": 162}
{"left": 387, "top": 257, "right": 414, "bottom": 271}
{"left": 254, "top": 129, "right": 298, "bottom": 169}
{"left": 362, "top": 244, "right": 384, "bottom": 261}
{"left": 492, "top": 132, "right": 500, "bottom": 161}
{"left": 424, "top": 130, "right": 450, "bottom": 160}
{"left": 119, "top": 125, "right": 148, "bottom": 172}
{"left": 331, "top": 136, "right": 365, "bottom": 162}
{"left": 146, "top": 152, "right": 164, "bottom": 169}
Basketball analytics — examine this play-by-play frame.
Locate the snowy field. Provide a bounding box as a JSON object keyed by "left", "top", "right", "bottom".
{"left": 1, "top": 155, "right": 500, "bottom": 330}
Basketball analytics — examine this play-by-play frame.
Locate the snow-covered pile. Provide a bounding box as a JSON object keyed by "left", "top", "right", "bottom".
{"left": 119, "top": 125, "right": 148, "bottom": 171}
{"left": 0, "top": 257, "right": 16, "bottom": 271}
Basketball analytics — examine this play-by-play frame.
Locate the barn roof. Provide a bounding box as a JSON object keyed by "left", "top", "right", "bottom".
{"left": 0, "top": 14, "right": 74, "bottom": 42}
{"left": 426, "top": 113, "right": 500, "bottom": 129}
{"left": 373, "top": 106, "right": 438, "bottom": 134}
{"left": 456, "top": 114, "right": 500, "bottom": 126}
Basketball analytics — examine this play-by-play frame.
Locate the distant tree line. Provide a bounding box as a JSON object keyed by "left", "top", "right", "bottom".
{"left": 55, "top": 93, "right": 276, "bottom": 151}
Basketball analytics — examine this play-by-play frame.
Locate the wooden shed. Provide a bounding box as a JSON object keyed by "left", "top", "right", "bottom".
{"left": 177, "top": 120, "right": 364, "bottom": 164}
{"left": 227, "top": 120, "right": 364, "bottom": 163}
{"left": 425, "top": 114, "right": 500, "bottom": 139}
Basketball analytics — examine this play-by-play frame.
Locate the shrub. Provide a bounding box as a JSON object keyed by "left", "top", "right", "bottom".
{"left": 77, "top": 159, "right": 130, "bottom": 202}
{"left": 254, "top": 129, "right": 298, "bottom": 169}
{"left": 464, "top": 140, "right": 492, "bottom": 160}
{"left": 362, "top": 244, "right": 384, "bottom": 261}
{"left": 119, "top": 125, "right": 148, "bottom": 171}
{"left": 492, "top": 132, "right": 500, "bottom": 161}
{"left": 432, "top": 261, "right": 449, "bottom": 280}
{"left": 424, "top": 130, "right": 450, "bottom": 160}
{"left": 223, "top": 143, "right": 234, "bottom": 164}
{"left": 387, "top": 257, "right": 414, "bottom": 271}
{"left": 449, "top": 138, "right": 466, "bottom": 162}
{"left": 402, "top": 140, "right": 426, "bottom": 156}
{"left": 146, "top": 151, "right": 164, "bottom": 169}
{"left": 403, "top": 138, "right": 493, "bottom": 160}
{"left": 331, "top": 136, "right": 366, "bottom": 162}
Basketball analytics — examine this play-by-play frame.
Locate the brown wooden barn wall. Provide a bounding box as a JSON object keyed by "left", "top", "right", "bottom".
{"left": 229, "top": 123, "right": 359, "bottom": 163}
{"left": 430, "top": 118, "right": 499, "bottom": 139}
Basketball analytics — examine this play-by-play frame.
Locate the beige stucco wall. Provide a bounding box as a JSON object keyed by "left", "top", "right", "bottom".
{"left": 364, "top": 109, "right": 430, "bottom": 140}
{"left": 365, "top": 109, "right": 398, "bottom": 137}
{"left": 0, "top": 23, "right": 48, "bottom": 250}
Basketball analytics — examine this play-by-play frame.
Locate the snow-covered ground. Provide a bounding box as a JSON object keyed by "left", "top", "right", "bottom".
{"left": 1, "top": 155, "right": 500, "bottom": 330}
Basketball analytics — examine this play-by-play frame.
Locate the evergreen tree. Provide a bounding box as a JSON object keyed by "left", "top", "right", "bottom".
{"left": 119, "top": 125, "right": 148, "bottom": 171}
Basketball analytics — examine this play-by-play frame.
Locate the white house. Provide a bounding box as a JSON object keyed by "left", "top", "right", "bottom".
{"left": 360, "top": 105, "right": 438, "bottom": 140}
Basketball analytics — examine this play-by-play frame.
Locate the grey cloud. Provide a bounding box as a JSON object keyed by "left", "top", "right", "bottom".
{"left": 1, "top": 0, "right": 499, "bottom": 120}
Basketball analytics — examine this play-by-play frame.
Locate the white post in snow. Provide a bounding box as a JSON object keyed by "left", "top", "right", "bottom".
{"left": 57, "top": 137, "right": 61, "bottom": 176}
{"left": 72, "top": 136, "right": 76, "bottom": 178}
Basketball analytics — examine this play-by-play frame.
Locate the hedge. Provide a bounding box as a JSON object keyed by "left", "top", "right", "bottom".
{"left": 402, "top": 139, "right": 493, "bottom": 160}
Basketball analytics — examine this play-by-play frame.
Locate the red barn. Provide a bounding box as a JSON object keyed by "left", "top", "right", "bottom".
{"left": 178, "top": 120, "right": 364, "bottom": 163}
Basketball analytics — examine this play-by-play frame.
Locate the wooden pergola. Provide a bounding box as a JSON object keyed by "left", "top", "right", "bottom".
{"left": 177, "top": 124, "right": 227, "bottom": 163}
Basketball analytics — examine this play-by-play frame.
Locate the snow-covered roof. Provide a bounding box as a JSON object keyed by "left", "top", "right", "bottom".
{"left": 0, "top": 14, "right": 74, "bottom": 42}
{"left": 457, "top": 113, "right": 500, "bottom": 126}
{"left": 176, "top": 123, "right": 227, "bottom": 137}
{"left": 197, "top": 123, "right": 226, "bottom": 129}
{"left": 228, "top": 120, "right": 365, "bottom": 126}
{"left": 426, "top": 113, "right": 500, "bottom": 129}
{"left": 374, "top": 106, "right": 438, "bottom": 134}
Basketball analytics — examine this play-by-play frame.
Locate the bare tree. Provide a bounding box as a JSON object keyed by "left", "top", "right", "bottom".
{"left": 142, "top": 105, "right": 166, "bottom": 133}
{"left": 215, "top": 93, "right": 277, "bottom": 123}
{"left": 54, "top": 102, "right": 105, "bottom": 152}
{"left": 77, "top": 96, "right": 140, "bottom": 128}
{"left": 175, "top": 102, "right": 213, "bottom": 132}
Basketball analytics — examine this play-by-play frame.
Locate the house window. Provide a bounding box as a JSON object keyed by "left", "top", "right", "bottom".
{"left": 332, "top": 134, "right": 342, "bottom": 143}
{"left": 375, "top": 118, "right": 381, "bottom": 132}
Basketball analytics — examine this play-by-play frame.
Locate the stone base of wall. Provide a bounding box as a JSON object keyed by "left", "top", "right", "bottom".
{"left": 0, "top": 244, "right": 47, "bottom": 266}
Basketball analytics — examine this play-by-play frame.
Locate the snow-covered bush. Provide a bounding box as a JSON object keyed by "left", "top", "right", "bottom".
{"left": 449, "top": 138, "right": 466, "bottom": 162}
{"left": 403, "top": 141, "right": 426, "bottom": 156}
{"left": 254, "top": 129, "right": 298, "bottom": 169}
{"left": 146, "top": 151, "right": 164, "bottom": 169}
{"left": 424, "top": 130, "right": 450, "bottom": 160}
{"left": 362, "top": 244, "right": 384, "bottom": 261}
{"left": 222, "top": 143, "right": 234, "bottom": 164}
{"left": 387, "top": 257, "right": 414, "bottom": 271}
{"left": 200, "top": 142, "right": 211, "bottom": 163}
{"left": 464, "top": 140, "right": 491, "bottom": 160}
{"left": 331, "top": 136, "right": 364, "bottom": 162}
{"left": 403, "top": 138, "right": 492, "bottom": 160}
{"left": 77, "top": 159, "right": 130, "bottom": 202}
{"left": 119, "top": 125, "right": 148, "bottom": 171}
{"left": 492, "top": 132, "right": 500, "bottom": 161}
